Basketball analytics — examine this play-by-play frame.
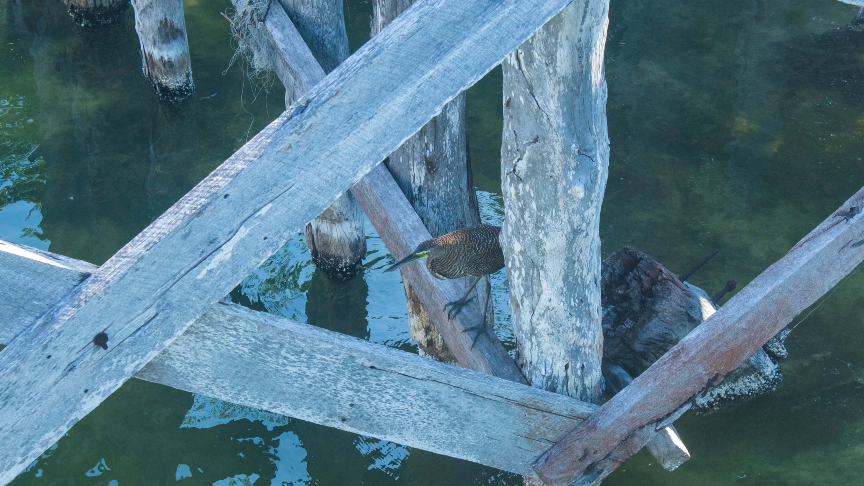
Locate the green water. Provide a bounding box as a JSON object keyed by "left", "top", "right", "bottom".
{"left": 2, "top": 0, "right": 864, "bottom": 484}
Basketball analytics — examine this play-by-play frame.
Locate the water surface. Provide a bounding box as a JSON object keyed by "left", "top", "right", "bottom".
{"left": 2, "top": 0, "right": 864, "bottom": 484}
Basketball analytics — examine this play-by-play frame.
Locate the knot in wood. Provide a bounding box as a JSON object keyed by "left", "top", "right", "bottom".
{"left": 92, "top": 332, "right": 109, "bottom": 350}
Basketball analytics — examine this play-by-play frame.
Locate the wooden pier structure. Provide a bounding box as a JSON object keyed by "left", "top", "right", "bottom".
{"left": 2, "top": 0, "right": 864, "bottom": 484}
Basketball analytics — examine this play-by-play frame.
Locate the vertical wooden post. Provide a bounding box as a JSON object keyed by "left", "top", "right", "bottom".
{"left": 129, "top": 0, "right": 194, "bottom": 102}
{"left": 372, "top": 0, "right": 490, "bottom": 364}
{"left": 500, "top": 0, "right": 609, "bottom": 403}
{"left": 277, "top": 0, "right": 366, "bottom": 280}
{"left": 62, "top": 0, "right": 129, "bottom": 27}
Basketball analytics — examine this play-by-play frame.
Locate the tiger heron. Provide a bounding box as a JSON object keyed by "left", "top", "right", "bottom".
{"left": 384, "top": 225, "right": 504, "bottom": 347}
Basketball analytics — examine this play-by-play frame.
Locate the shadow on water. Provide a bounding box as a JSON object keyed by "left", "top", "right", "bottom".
{"left": 3, "top": 0, "right": 864, "bottom": 484}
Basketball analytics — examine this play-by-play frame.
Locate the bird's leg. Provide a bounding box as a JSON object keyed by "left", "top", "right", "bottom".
{"left": 445, "top": 276, "right": 492, "bottom": 349}
{"left": 444, "top": 276, "right": 480, "bottom": 319}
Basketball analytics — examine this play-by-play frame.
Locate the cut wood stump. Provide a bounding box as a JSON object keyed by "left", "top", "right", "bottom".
{"left": 130, "top": 0, "right": 194, "bottom": 101}
{"left": 601, "top": 246, "right": 788, "bottom": 414}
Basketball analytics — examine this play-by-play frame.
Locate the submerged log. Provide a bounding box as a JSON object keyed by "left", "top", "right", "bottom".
{"left": 130, "top": 0, "right": 193, "bottom": 102}
{"left": 372, "top": 0, "right": 485, "bottom": 364}
{"left": 601, "top": 246, "right": 787, "bottom": 414}
{"left": 276, "top": 0, "right": 365, "bottom": 280}
{"left": 62, "top": 0, "right": 128, "bottom": 27}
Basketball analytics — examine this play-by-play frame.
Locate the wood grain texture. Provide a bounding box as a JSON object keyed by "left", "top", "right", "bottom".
{"left": 0, "top": 242, "right": 595, "bottom": 478}
{"left": 373, "top": 0, "right": 484, "bottom": 364}
{"left": 352, "top": 164, "right": 526, "bottom": 383}
{"left": 138, "top": 302, "right": 592, "bottom": 478}
{"left": 260, "top": 13, "right": 687, "bottom": 474}
{"left": 533, "top": 188, "right": 864, "bottom": 485}
{"left": 500, "top": 0, "right": 609, "bottom": 403}
{"left": 130, "top": 0, "right": 193, "bottom": 101}
{"left": 0, "top": 0, "right": 574, "bottom": 480}
{"left": 602, "top": 364, "right": 690, "bottom": 472}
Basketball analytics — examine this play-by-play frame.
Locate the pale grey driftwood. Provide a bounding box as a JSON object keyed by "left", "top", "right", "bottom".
{"left": 0, "top": 0, "right": 576, "bottom": 480}
{"left": 0, "top": 242, "right": 97, "bottom": 345}
{"left": 130, "top": 0, "right": 193, "bottom": 101}
{"left": 533, "top": 188, "right": 864, "bottom": 485}
{"left": 258, "top": 10, "right": 685, "bottom": 469}
{"left": 372, "top": 0, "right": 485, "bottom": 364}
{"left": 0, "top": 241, "right": 595, "bottom": 478}
{"left": 500, "top": 0, "right": 609, "bottom": 404}
{"left": 62, "top": 0, "right": 128, "bottom": 27}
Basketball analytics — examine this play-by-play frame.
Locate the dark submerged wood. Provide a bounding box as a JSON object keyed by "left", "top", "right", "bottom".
{"left": 534, "top": 187, "right": 864, "bottom": 485}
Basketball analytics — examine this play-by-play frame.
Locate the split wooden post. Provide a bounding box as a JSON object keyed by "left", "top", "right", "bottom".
{"left": 231, "top": 0, "right": 688, "bottom": 472}
{"left": 500, "top": 0, "right": 609, "bottom": 403}
{"left": 533, "top": 189, "right": 864, "bottom": 485}
{"left": 130, "top": 0, "right": 193, "bottom": 101}
{"left": 372, "top": 0, "right": 486, "bottom": 364}
{"left": 0, "top": 241, "right": 592, "bottom": 478}
{"left": 275, "top": 0, "right": 366, "bottom": 279}
{"left": 61, "top": 0, "right": 128, "bottom": 27}
{"left": 0, "top": 0, "right": 578, "bottom": 480}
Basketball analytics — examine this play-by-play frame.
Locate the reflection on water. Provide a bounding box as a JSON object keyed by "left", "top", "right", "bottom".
{"left": 3, "top": 0, "right": 864, "bottom": 484}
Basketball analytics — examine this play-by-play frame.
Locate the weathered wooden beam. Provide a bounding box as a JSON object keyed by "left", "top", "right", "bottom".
{"left": 0, "top": 241, "right": 593, "bottom": 479}
{"left": 261, "top": 3, "right": 689, "bottom": 471}
{"left": 257, "top": 0, "right": 521, "bottom": 381}
{"left": 0, "top": 0, "right": 576, "bottom": 480}
{"left": 0, "top": 241, "right": 98, "bottom": 345}
{"left": 533, "top": 188, "right": 864, "bottom": 485}
{"left": 372, "top": 0, "right": 483, "bottom": 366}
{"left": 353, "top": 163, "right": 525, "bottom": 382}
{"left": 130, "top": 0, "right": 194, "bottom": 101}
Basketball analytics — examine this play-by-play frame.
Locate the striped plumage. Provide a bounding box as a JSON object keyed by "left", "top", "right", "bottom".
{"left": 383, "top": 224, "right": 503, "bottom": 346}
{"left": 423, "top": 225, "right": 504, "bottom": 280}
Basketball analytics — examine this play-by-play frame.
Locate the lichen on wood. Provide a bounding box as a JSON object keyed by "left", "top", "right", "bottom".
{"left": 500, "top": 0, "right": 610, "bottom": 404}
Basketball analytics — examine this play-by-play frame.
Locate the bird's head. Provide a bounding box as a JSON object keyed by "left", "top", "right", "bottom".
{"left": 383, "top": 240, "right": 436, "bottom": 273}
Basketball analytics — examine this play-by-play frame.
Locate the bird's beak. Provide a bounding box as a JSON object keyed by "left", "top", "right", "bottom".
{"left": 384, "top": 251, "right": 430, "bottom": 273}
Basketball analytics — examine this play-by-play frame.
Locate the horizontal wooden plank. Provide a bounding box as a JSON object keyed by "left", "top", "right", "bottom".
{"left": 252, "top": 1, "right": 525, "bottom": 382}
{"left": 0, "top": 241, "right": 595, "bottom": 478}
{"left": 257, "top": 0, "right": 326, "bottom": 98}
{"left": 258, "top": 2, "right": 691, "bottom": 473}
{"left": 0, "top": 0, "right": 575, "bottom": 480}
{"left": 533, "top": 187, "right": 864, "bottom": 485}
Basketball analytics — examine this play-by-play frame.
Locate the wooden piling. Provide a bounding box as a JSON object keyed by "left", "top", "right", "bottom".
{"left": 271, "top": 0, "right": 366, "bottom": 280}
{"left": 62, "top": 0, "right": 129, "bottom": 27}
{"left": 371, "top": 0, "right": 487, "bottom": 364}
{"left": 130, "top": 0, "right": 193, "bottom": 101}
{"left": 500, "top": 1, "right": 609, "bottom": 404}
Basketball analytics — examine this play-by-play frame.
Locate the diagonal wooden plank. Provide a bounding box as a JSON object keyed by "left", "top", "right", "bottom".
{"left": 533, "top": 188, "right": 864, "bottom": 485}
{"left": 251, "top": 0, "right": 524, "bottom": 381}
{"left": 0, "top": 241, "right": 97, "bottom": 345}
{"left": 352, "top": 164, "right": 524, "bottom": 379}
{"left": 259, "top": 1, "right": 691, "bottom": 473}
{"left": 0, "top": 241, "right": 593, "bottom": 478}
{"left": 0, "top": 0, "right": 576, "bottom": 480}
